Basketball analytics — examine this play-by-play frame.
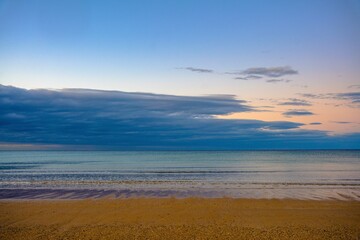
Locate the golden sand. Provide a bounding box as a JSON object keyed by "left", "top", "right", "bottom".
{"left": 1, "top": 198, "right": 359, "bottom": 239}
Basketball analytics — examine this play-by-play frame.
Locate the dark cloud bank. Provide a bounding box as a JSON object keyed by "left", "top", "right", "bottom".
{"left": 0, "top": 85, "right": 359, "bottom": 150}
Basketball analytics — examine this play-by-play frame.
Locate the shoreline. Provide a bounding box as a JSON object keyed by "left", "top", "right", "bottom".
{"left": 1, "top": 187, "right": 359, "bottom": 200}
{"left": 1, "top": 198, "right": 359, "bottom": 239}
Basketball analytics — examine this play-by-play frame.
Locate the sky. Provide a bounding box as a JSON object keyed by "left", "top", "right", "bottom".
{"left": 0, "top": 0, "right": 359, "bottom": 150}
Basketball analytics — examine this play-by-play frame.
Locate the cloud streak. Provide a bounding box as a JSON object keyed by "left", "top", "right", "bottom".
{"left": 278, "top": 98, "right": 312, "bottom": 106}
{"left": 332, "top": 121, "right": 353, "bottom": 124}
{"left": 229, "top": 66, "right": 298, "bottom": 82}
{"left": 337, "top": 92, "right": 360, "bottom": 104}
{"left": 266, "top": 79, "right": 292, "bottom": 83}
{"left": 240, "top": 66, "right": 298, "bottom": 78}
{"left": 179, "top": 66, "right": 299, "bottom": 84}
{"left": 180, "top": 67, "right": 214, "bottom": 73}
{"left": 309, "top": 122, "right": 322, "bottom": 125}
{"left": 283, "top": 109, "right": 314, "bottom": 117}
{"left": 234, "top": 75, "right": 263, "bottom": 80}
{"left": 300, "top": 91, "right": 360, "bottom": 107}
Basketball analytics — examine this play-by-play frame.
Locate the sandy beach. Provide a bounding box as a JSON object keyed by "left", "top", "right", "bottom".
{"left": 1, "top": 198, "right": 359, "bottom": 240}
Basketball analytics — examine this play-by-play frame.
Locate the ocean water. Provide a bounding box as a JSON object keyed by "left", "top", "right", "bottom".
{"left": 0, "top": 150, "right": 359, "bottom": 200}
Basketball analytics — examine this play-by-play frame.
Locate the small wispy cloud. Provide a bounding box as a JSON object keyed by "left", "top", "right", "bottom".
{"left": 300, "top": 92, "right": 360, "bottom": 106}
{"left": 266, "top": 79, "right": 292, "bottom": 83}
{"left": 300, "top": 93, "right": 319, "bottom": 98}
{"left": 332, "top": 121, "right": 353, "bottom": 124}
{"left": 239, "top": 66, "right": 298, "bottom": 78}
{"left": 337, "top": 92, "right": 360, "bottom": 104}
{"left": 179, "top": 66, "right": 299, "bottom": 85}
{"left": 234, "top": 75, "right": 262, "bottom": 80}
{"left": 179, "top": 67, "right": 214, "bottom": 73}
{"left": 283, "top": 109, "right": 314, "bottom": 117}
{"left": 228, "top": 66, "right": 298, "bottom": 83}
{"left": 278, "top": 98, "right": 312, "bottom": 106}
{"left": 309, "top": 122, "right": 322, "bottom": 125}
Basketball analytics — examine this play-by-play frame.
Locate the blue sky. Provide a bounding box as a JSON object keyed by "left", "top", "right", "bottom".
{"left": 0, "top": 0, "right": 359, "bottom": 149}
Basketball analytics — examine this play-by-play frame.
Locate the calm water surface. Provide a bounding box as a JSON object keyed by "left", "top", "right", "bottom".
{"left": 0, "top": 151, "right": 359, "bottom": 200}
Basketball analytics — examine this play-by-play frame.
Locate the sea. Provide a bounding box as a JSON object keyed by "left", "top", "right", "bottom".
{"left": 0, "top": 150, "right": 359, "bottom": 200}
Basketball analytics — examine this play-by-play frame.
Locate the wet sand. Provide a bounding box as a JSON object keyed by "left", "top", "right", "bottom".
{"left": 1, "top": 186, "right": 359, "bottom": 200}
{"left": 1, "top": 198, "right": 359, "bottom": 240}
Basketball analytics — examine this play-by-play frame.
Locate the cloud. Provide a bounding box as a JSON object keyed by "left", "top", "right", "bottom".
{"left": 266, "top": 79, "right": 292, "bottom": 83}
{"left": 309, "top": 122, "right": 322, "bottom": 125}
{"left": 332, "top": 121, "right": 353, "bottom": 124}
{"left": 179, "top": 66, "right": 299, "bottom": 77}
{"left": 229, "top": 66, "right": 298, "bottom": 82}
{"left": 300, "top": 91, "right": 360, "bottom": 107}
{"left": 300, "top": 92, "right": 360, "bottom": 101}
{"left": 336, "top": 92, "right": 360, "bottom": 104}
{"left": 0, "top": 85, "right": 359, "bottom": 150}
{"left": 180, "top": 67, "right": 214, "bottom": 73}
{"left": 278, "top": 98, "right": 312, "bottom": 106}
{"left": 239, "top": 66, "right": 298, "bottom": 78}
{"left": 283, "top": 109, "right": 314, "bottom": 117}
{"left": 300, "top": 93, "right": 320, "bottom": 98}
{"left": 234, "top": 75, "right": 262, "bottom": 80}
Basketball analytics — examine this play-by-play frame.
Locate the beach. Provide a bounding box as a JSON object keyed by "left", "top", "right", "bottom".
{"left": 1, "top": 198, "right": 359, "bottom": 240}
{"left": 1, "top": 151, "right": 359, "bottom": 239}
